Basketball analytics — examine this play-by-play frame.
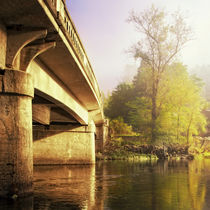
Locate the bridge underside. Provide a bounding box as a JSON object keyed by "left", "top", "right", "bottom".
{"left": 0, "top": 0, "right": 104, "bottom": 122}
{"left": 30, "top": 60, "right": 89, "bottom": 125}
{"left": 0, "top": 0, "right": 108, "bottom": 198}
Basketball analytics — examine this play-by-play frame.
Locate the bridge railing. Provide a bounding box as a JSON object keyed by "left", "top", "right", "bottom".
{"left": 44, "top": 0, "right": 102, "bottom": 106}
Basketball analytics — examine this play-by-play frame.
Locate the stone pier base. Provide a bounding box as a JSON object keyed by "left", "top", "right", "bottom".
{"left": 95, "top": 120, "right": 109, "bottom": 153}
{"left": 0, "top": 70, "right": 34, "bottom": 198}
{"left": 33, "top": 124, "right": 95, "bottom": 165}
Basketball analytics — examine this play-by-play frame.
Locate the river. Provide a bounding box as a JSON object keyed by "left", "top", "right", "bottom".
{"left": 1, "top": 159, "right": 210, "bottom": 210}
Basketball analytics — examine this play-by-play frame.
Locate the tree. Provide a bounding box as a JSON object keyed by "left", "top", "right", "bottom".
{"left": 159, "top": 63, "right": 206, "bottom": 143}
{"left": 127, "top": 65, "right": 152, "bottom": 138}
{"left": 109, "top": 117, "right": 135, "bottom": 137}
{"left": 104, "top": 82, "right": 134, "bottom": 123}
{"left": 127, "top": 96, "right": 151, "bottom": 139}
{"left": 128, "top": 62, "right": 206, "bottom": 143}
{"left": 128, "top": 5, "right": 192, "bottom": 142}
{"left": 190, "top": 65, "right": 210, "bottom": 101}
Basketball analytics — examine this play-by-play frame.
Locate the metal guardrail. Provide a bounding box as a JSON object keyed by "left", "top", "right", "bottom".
{"left": 45, "top": 0, "right": 102, "bottom": 106}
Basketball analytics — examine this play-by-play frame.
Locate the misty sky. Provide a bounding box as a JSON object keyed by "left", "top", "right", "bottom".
{"left": 67, "top": 0, "right": 210, "bottom": 93}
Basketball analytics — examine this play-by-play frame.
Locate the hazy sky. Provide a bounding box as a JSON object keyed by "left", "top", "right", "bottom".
{"left": 67, "top": 0, "right": 210, "bottom": 93}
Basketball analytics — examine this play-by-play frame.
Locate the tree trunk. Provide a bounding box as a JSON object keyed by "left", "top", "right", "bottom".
{"left": 186, "top": 112, "right": 193, "bottom": 144}
{"left": 151, "top": 78, "right": 158, "bottom": 143}
{"left": 176, "top": 111, "right": 180, "bottom": 141}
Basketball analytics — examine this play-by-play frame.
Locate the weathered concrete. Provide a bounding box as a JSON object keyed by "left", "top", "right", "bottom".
{"left": 0, "top": 23, "right": 6, "bottom": 69}
{"left": 29, "top": 60, "right": 89, "bottom": 125}
{"left": 95, "top": 120, "right": 109, "bottom": 153}
{"left": 0, "top": 1, "right": 108, "bottom": 199}
{"left": 20, "top": 41, "right": 56, "bottom": 71}
{"left": 0, "top": 0, "right": 104, "bottom": 122}
{"left": 0, "top": 69, "right": 34, "bottom": 197}
{"left": 6, "top": 29, "right": 47, "bottom": 69}
{"left": 33, "top": 124, "right": 96, "bottom": 165}
{"left": 32, "top": 104, "right": 51, "bottom": 125}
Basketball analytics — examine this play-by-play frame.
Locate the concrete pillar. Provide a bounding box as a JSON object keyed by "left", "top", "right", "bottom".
{"left": 95, "top": 120, "right": 109, "bottom": 153}
{"left": 33, "top": 123, "right": 96, "bottom": 165}
{"left": 0, "top": 22, "right": 6, "bottom": 69}
{"left": 0, "top": 69, "right": 34, "bottom": 198}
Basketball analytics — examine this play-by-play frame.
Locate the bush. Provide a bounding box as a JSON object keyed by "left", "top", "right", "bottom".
{"left": 109, "top": 117, "right": 136, "bottom": 137}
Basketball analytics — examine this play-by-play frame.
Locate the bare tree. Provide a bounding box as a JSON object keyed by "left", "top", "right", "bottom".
{"left": 128, "top": 5, "right": 192, "bottom": 142}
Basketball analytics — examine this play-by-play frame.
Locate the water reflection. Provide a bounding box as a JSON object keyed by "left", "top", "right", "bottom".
{"left": 34, "top": 165, "right": 96, "bottom": 210}
{"left": 0, "top": 159, "right": 210, "bottom": 209}
{"left": 102, "top": 160, "right": 210, "bottom": 210}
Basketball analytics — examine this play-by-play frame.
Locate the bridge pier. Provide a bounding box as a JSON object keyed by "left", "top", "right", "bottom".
{"left": 33, "top": 123, "right": 96, "bottom": 165}
{"left": 95, "top": 120, "right": 109, "bottom": 153}
{"left": 0, "top": 69, "right": 34, "bottom": 198}
{"left": 0, "top": 0, "right": 108, "bottom": 198}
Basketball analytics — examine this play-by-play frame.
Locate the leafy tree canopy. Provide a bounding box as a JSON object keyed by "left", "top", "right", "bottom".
{"left": 104, "top": 6, "right": 206, "bottom": 144}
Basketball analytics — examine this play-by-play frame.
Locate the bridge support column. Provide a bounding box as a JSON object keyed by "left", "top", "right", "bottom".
{"left": 33, "top": 123, "right": 96, "bottom": 165}
{"left": 95, "top": 120, "right": 109, "bottom": 153}
{"left": 0, "top": 69, "right": 34, "bottom": 198}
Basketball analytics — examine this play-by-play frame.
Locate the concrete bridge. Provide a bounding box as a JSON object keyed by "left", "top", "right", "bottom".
{"left": 0, "top": 0, "right": 108, "bottom": 198}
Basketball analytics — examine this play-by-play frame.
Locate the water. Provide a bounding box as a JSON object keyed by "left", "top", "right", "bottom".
{"left": 1, "top": 159, "right": 210, "bottom": 210}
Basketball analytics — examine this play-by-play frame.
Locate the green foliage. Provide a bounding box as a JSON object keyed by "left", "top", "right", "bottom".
{"left": 127, "top": 97, "right": 151, "bottom": 139}
{"left": 158, "top": 63, "right": 207, "bottom": 143}
{"left": 190, "top": 65, "right": 210, "bottom": 101}
{"left": 129, "top": 63, "right": 207, "bottom": 143}
{"left": 105, "top": 6, "right": 206, "bottom": 144}
{"left": 104, "top": 83, "right": 134, "bottom": 123}
{"left": 105, "top": 62, "right": 207, "bottom": 144}
{"left": 128, "top": 5, "right": 192, "bottom": 142}
{"left": 109, "top": 117, "right": 135, "bottom": 137}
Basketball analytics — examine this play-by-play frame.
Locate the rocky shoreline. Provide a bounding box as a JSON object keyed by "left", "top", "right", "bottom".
{"left": 96, "top": 137, "right": 210, "bottom": 161}
{"left": 123, "top": 144, "right": 194, "bottom": 160}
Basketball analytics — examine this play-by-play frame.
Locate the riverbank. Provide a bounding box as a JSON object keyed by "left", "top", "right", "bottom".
{"left": 96, "top": 137, "right": 210, "bottom": 161}
{"left": 96, "top": 137, "right": 157, "bottom": 161}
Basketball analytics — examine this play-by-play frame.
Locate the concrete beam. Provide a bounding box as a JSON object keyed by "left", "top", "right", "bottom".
{"left": 37, "top": 0, "right": 103, "bottom": 111}
{"left": 50, "top": 108, "right": 77, "bottom": 123}
{"left": 89, "top": 109, "right": 104, "bottom": 125}
{"left": 6, "top": 29, "right": 47, "bottom": 69}
{"left": 20, "top": 41, "right": 55, "bottom": 71}
{"left": 32, "top": 104, "right": 50, "bottom": 125}
{"left": 29, "top": 60, "right": 89, "bottom": 125}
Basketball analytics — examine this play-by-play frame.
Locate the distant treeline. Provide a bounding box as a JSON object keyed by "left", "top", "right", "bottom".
{"left": 104, "top": 62, "right": 207, "bottom": 144}
{"left": 104, "top": 6, "right": 208, "bottom": 144}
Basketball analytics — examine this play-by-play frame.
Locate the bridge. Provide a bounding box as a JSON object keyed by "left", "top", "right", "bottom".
{"left": 0, "top": 0, "right": 108, "bottom": 198}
